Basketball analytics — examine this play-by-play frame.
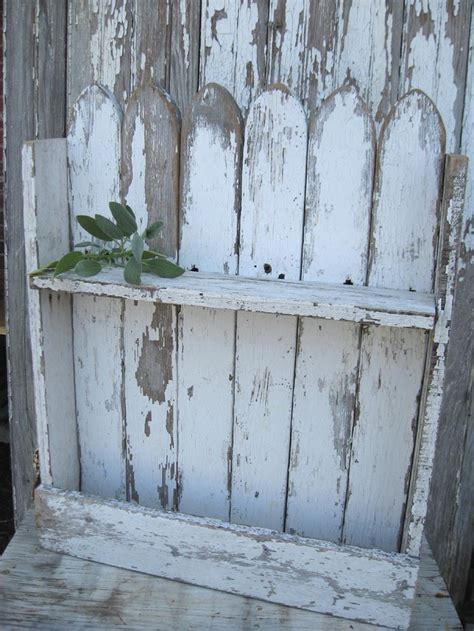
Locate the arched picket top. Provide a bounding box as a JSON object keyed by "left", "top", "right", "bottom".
{"left": 303, "top": 85, "right": 376, "bottom": 285}
{"left": 178, "top": 82, "right": 243, "bottom": 522}
{"left": 180, "top": 82, "right": 243, "bottom": 274}
{"left": 122, "top": 83, "right": 180, "bottom": 257}
{"left": 239, "top": 83, "right": 307, "bottom": 279}
{"left": 368, "top": 89, "right": 446, "bottom": 293}
{"left": 120, "top": 82, "right": 180, "bottom": 511}
{"left": 67, "top": 82, "right": 125, "bottom": 500}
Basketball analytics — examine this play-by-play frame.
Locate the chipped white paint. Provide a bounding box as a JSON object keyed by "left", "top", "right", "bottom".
{"left": 35, "top": 485, "right": 419, "bottom": 630}
{"left": 22, "top": 140, "right": 79, "bottom": 491}
{"left": 67, "top": 84, "right": 125, "bottom": 499}
{"left": 121, "top": 84, "right": 180, "bottom": 509}
{"left": 231, "top": 86, "right": 307, "bottom": 530}
{"left": 178, "top": 84, "right": 243, "bottom": 521}
{"left": 31, "top": 268, "right": 436, "bottom": 330}
{"left": 200, "top": 0, "right": 267, "bottom": 111}
{"left": 287, "top": 87, "right": 375, "bottom": 541}
{"left": 343, "top": 91, "right": 446, "bottom": 552}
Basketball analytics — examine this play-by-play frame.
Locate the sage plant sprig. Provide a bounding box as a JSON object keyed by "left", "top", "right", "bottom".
{"left": 31, "top": 202, "right": 184, "bottom": 285}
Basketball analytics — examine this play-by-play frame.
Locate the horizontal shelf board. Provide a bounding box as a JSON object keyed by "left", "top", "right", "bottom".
{"left": 31, "top": 268, "right": 435, "bottom": 330}
{"left": 36, "top": 485, "right": 418, "bottom": 628}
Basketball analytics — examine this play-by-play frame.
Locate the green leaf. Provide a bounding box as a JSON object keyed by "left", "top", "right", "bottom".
{"left": 77, "top": 215, "right": 112, "bottom": 241}
{"left": 54, "top": 251, "right": 84, "bottom": 277}
{"left": 75, "top": 241, "right": 102, "bottom": 249}
{"left": 143, "top": 257, "right": 184, "bottom": 278}
{"left": 74, "top": 259, "right": 102, "bottom": 277}
{"left": 125, "top": 204, "right": 136, "bottom": 220}
{"left": 144, "top": 220, "right": 163, "bottom": 240}
{"left": 109, "top": 202, "right": 137, "bottom": 237}
{"left": 30, "top": 260, "right": 58, "bottom": 277}
{"left": 95, "top": 214, "right": 124, "bottom": 240}
{"left": 142, "top": 250, "right": 167, "bottom": 260}
{"left": 131, "top": 233, "right": 144, "bottom": 262}
{"left": 124, "top": 256, "right": 142, "bottom": 285}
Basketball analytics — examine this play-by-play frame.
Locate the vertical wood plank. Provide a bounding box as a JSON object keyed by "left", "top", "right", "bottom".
{"left": 130, "top": 0, "right": 169, "bottom": 90}
{"left": 121, "top": 84, "right": 180, "bottom": 508}
{"left": 231, "top": 86, "right": 307, "bottom": 530}
{"left": 22, "top": 139, "right": 79, "bottom": 491}
{"left": 286, "top": 87, "right": 375, "bottom": 541}
{"left": 67, "top": 85, "right": 125, "bottom": 499}
{"left": 170, "top": 0, "right": 201, "bottom": 112}
{"left": 178, "top": 84, "right": 243, "bottom": 520}
{"left": 200, "top": 0, "right": 268, "bottom": 112}
{"left": 342, "top": 91, "right": 446, "bottom": 552}
{"left": 399, "top": 0, "right": 471, "bottom": 151}
{"left": 67, "top": 0, "right": 133, "bottom": 108}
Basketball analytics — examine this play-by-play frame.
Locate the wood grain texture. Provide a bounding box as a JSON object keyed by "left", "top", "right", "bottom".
{"left": 286, "top": 87, "right": 375, "bottom": 541}
{"left": 30, "top": 269, "right": 436, "bottom": 330}
{"left": 200, "top": 0, "right": 269, "bottom": 112}
{"left": 231, "top": 85, "right": 307, "bottom": 530}
{"left": 343, "top": 91, "right": 446, "bottom": 553}
{"left": 169, "top": 0, "right": 201, "bottom": 112}
{"left": 35, "top": 485, "right": 419, "bottom": 629}
{"left": 399, "top": 0, "right": 471, "bottom": 151}
{"left": 67, "top": 85, "right": 125, "bottom": 499}
{"left": 178, "top": 84, "right": 243, "bottom": 521}
{"left": 22, "top": 140, "right": 78, "bottom": 492}
{"left": 121, "top": 83, "right": 180, "bottom": 508}
{"left": 130, "top": 0, "right": 169, "bottom": 89}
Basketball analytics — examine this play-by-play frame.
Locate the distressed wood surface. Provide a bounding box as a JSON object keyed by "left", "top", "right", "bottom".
{"left": 22, "top": 140, "right": 78, "bottom": 492}
{"left": 121, "top": 83, "right": 180, "bottom": 508}
{"left": 35, "top": 485, "right": 419, "bottom": 629}
{"left": 231, "top": 86, "right": 307, "bottom": 530}
{"left": 200, "top": 0, "right": 268, "bottom": 112}
{"left": 178, "top": 84, "right": 243, "bottom": 521}
{"left": 130, "top": 0, "right": 169, "bottom": 89}
{"left": 0, "top": 511, "right": 463, "bottom": 630}
{"left": 169, "top": 0, "right": 201, "bottom": 112}
{"left": 31, "top": 269, "right": 436, "bottom": 330}
{"left": 405, "top": 155, "right": 468, "bottom": 557}
{"left": 342, "top": 91, "right": 446, "bottom": 553}
{"left": 67, "top": 85, "right": 125, "bottom": 499}
{"left": 286, "top": 87, "right": 375, "bottom": 541}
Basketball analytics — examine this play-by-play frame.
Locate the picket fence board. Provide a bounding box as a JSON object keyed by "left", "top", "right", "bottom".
{"left": 178, "top": 84, "right": 243, "bottom": 521}
{"left": 231, "top": 85, "right": 307, "bottom": 530}
{"left": 286, "top": 86, "right": 375, "bottom": 541}
{"left": 22, "top": 139, "right": 79, "bottom": 491}
{"left": 121, "top": 84, "right": 180, "bottom": 508}
{"left": 35, "top": 485, "right": 418, "bottom": 630}
{"left": 30, "top": 269, "right": 436, "bottom": 330}
{"left": 342, "top": 91, "right": 446, "bottom": 552}
{"left": 67, "top": 84, "right": 125, "bottom": 500}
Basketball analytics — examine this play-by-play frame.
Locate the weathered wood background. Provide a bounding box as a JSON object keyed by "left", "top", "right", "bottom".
{"left": 5, "top": 0, "right": 473, "bottom": 610}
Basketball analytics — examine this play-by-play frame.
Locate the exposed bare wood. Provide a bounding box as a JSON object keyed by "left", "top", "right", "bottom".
{"left": 170, "top": 0, "right": 201, "bottom": 112}
{"left": 130, "top": 0, "right": 169, "bottom": 90}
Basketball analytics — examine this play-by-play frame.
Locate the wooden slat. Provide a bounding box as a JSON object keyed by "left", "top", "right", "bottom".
{"left": 22, "top": 140, "right": 79, "bottom": 492}
{"left": 404, "top": 155, "right": 468, "bottom": 557}
{"left": 35, "top": 485, "right": 419, "bottom": 630}
{"left": 67, "top": 84, "right": 125, "bottom": 499}
{"left": 31, "top": 269, "right": 436, "bottom": 329}
{"left": 286, "top": 87, "right": 375, "bottom": 541}
{"left": 231, "top": 85, "right": 307, "bottom": 530}
{"left": 169, "top": 0, "right": 201, "bottom": 112}
{"left": 178, "top": 84, "right": 243, "bottom": 521}
{"left": 200, "top": 0, "right": 268, "bottom": 112}
{"left": 342, "top": 91, "right": 446, "bottom": 552}
{"left": 121, "top": 84, "right": 180, "bottom": 508}
{"left": 130, "top": 0, "right": 169, "bottom": 89}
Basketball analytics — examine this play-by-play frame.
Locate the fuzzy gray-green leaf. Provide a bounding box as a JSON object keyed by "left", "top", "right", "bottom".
{"left": 54, "top": 251, "right": 84, "bottom": 277}
{"left": 131, "top": 233, "right": 144, "bottom": 262}
{"left": 124, "top": 256, "right": 142, "bottom": 285}
{"left": 143, "top": 257, "right": 184, "bottom": 278}
{"left": 74, "top": 259, "right": 102, "bottom": 277}
{"left": 109, "top": 202, "right": 137, "bottom": 236}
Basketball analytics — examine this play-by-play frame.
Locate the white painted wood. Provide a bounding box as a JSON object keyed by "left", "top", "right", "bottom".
{"left": 35, "top": 485, "right": 418, "bottom": 629}
{"left": 285, "top": 86, "right": 376, "bottom": 542}
{"left": 30, "top": 269, "right": 436, "bottom": 330}
{"left": 22, "top": 139, "right": 79, "bottom": 491}
{"left": 404, "top": 155, "right": 468, "bottom": 556}
{"left": 178, "top": 84, "right": 243, "bottom": 520}
{"left": 67, "top": 84, "right": 125, "bottom": 499}
{"left": 231, "top": 85, "right": 307, "bottom": 530}
{"left": 200, "top": 1, "right": 267, "bottom": 112}
{"left": 121, "top": 83, "right": 180, "bottom": 509}
{"left": 343, "top": 91, "right": 446, "bottom": 552}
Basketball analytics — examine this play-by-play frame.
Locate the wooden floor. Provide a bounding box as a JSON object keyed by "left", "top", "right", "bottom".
{"left": 0, "top": 511, "right": 462, "bottom": 630}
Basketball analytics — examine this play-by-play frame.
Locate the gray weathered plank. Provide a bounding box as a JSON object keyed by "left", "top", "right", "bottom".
{"left": 130, "top": 0, "right": 169, "bottom": 89}
{"left": 169, "top": 0, "right": 201, "bottom": 112}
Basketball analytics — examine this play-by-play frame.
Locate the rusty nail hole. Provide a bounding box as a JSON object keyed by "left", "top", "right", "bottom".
{"left": 409, "top": 287, "right": 416, "bottom": 292}
{"left": 278, "top": 273, "right": 285, "bottom": 280}
{"left": 190, "top": 265, "right": 199, "bottom": 272}
{"left": 343, "top": 278, "right": 353, "bottom": 286}
{"left": 263, "top": 263, "right": 272, "bottom": 274}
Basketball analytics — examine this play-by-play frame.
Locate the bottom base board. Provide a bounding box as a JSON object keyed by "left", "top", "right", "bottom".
{"left": 35, "top": 485, "right": 419, "bottom": 629}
